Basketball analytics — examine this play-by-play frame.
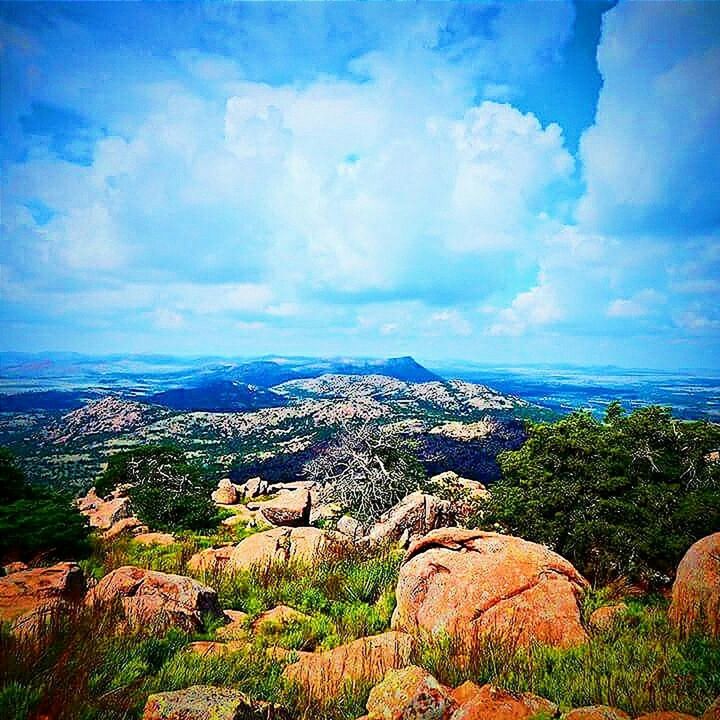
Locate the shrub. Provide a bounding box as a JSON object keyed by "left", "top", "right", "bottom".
{"left": 483, "top": 404, "right": 720, "bottom": 584}
{"left": 98, "top": 445, "right": 219, "bottom": 532}
{"left": 0, "top": 447, "right": 90, "bottom": 563}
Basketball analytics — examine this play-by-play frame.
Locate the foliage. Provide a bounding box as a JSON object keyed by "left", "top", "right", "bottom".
{"left": 303, "top": 421, "right": 427, "bottom": 523}
{"left": 0, "top": 447, "right": 90, "bottom": 563}
{"left": 98, "top": 445, "right": 220, "bottom": 532}
{"left": 484, "top": 404, "right": 720, "bottom": 583}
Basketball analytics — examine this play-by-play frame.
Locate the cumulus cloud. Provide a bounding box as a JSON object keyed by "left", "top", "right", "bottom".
{"left": 577, "top": 2, "right": 720, "bottom": 233}
{"left": 488, "top": 283, "right": 564, "bottom": 337}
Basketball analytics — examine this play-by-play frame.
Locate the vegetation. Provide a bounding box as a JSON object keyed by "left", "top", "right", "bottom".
{"left": 0, "top": 447, "right": 90, "bottom": 563}
{"left": 484, "top": 404, "right": 720, "bottom": 584}
{"left": 304, "top": 421, "right": 427, "bottom": 523}
{"left": 97, "top": 445, "right": 220, "bottom": 532}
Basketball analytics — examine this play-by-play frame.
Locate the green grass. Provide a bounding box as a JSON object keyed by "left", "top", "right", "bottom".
{"left": 3, "top": 537, "right": 719, "bottom": 720}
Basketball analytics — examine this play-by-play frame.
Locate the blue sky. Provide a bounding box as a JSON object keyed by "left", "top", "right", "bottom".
{"left": 1, "top": 1, "right": 719, "bottom": 369}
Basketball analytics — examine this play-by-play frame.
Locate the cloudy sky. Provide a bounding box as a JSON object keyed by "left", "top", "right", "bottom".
{"left": 1, "top": 1, "right": 719, "bottom": 368}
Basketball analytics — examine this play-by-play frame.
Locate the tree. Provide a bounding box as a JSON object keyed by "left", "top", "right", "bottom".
{"left": 304, "top": 421, "right": 427, "bottom": 523}
{"left": 483, "top": 404, "right": 720, "bottom": 585}
{"left": 98, "top": 445, "right": 219, "bottom": 531}
{"left": 0, "top": 448, "right": 90, "bottom": 563}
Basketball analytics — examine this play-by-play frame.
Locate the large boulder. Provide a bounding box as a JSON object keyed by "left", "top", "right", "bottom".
{"left": 0, "top": 562, "right": 86, "bottom": 623}
{"left": 449, "top": 682, "right": 557, "bottom": 720}
{"left": 282, "top": 631, "right": 414, "bottom": 701}
{"left": 141, "top": 685, "right": 286, "bottom": 720}
{"left": 87, "top": 566, "right": 223, "bottom": 631}
{"left": 391, "top": 528, "right": 589, "bottom": 649}
{"left": 242, "top": 476, "right": 268, "bottom": 499}
{"left": 368, "top": 491, "right": 455, "bottom": 547}
{"left": 365, "top": 665, "right": 455, "bottom": 720}
{"left": 103, "top": 516, "right": 147, "bottom": 541}
{"left": 211, "top": 478, "right": 239, "bottom": 505}
{"left": 588, "top": 603, "right": 628, "bottom": 632}
{"left": 187, "top": 545, "right": 235, "bottom": 574}
{"left": 669, "top": 532, "right": 720, "bottom": 639}
{"left": 250, "top": 489, "right": 311, "bottom": 527}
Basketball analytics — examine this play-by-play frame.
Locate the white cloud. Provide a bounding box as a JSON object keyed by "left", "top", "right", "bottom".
{"left": 488, "top": 283, "right": 563, "bottom": 336}
{"left": 607, "top": 290, "right": 664, "bottom": 319}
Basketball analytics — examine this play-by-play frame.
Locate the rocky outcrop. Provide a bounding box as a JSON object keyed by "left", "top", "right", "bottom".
{"left": 242, "top": 476, "right": 268, "bottom": 499}
{"left": 141, "top": 685, "right": 286, "bottom": 720}
{"left": 337, "top": 514, "right": 366, "bottom": 540}
{"left": 211, "top": 478, "right": 239, "bottom": 505}
{"left": 0, "top": 562, "right": 86, "bottom": 623}
{"left": 282, "top": 631, "right": 414, "bottom": 700}
{"left": 634, "top": 714, "right": 697, "bottom": 720}
{"left": 669, "top": 533, "right": 720, "bottom": 639}
{"left": 365, "top": 665, "right": 455, "bottom": 720}
{"left": 368, "top": 491, "right": 455, "bottom": 547}
{"left": 249, "top": 489, "right": 311, "bottom": 527}
{"left": 391, "top": 528, "right": 589, "bottom": 649}
{"left": 187, "top": 544, "right": 235, "bottom": 574}
{"left": 87, "top": 566, "right": 223, "bottom": 632}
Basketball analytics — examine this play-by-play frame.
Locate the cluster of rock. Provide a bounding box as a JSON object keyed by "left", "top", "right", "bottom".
{"left": 76, "top": 486, "right": 175, "bottom": 545}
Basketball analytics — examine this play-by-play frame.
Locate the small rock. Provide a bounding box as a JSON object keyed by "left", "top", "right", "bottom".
{"left": 564, "top": 707, "right": 630, "bottom": 720}
{"left": 252, "top": 489, "right": 311, "bottom": 527}
{"left": 253, "top": 605, "right": 310, "bottom": 632}
{"left": 365, "top": 665, "right": 455, "bottom": 720}
{"left": 589, "top": 604, "right": 628, "bottom": 632}
{"left": 450, "top": 682, "right": 557, "bottom": 719}
{"left": 132, "top": 532, "right": 176, "bottom": 546}
{"left": 141, "top": 685, "right": 286, "bottom": 720}
{"left": 216, "top": 609, "right": 250, "bottom": 640}
{"left": 212, "top": 478, "right": 238, "bottom": 505}
{"left": 243, "top": 476, "right": 268, "bottom": 499}
{"left": 103, "top": 516, "right": 147, "bottom": 541}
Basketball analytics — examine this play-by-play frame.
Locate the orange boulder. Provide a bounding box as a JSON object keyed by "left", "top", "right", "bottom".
{"left": 282, "top": 631, "right": 415, "bottom": 701}
{"left": 450, "top": 682, "right": 557, "bottom": 720}
{"left": 669, "top": 533, "right": 720, "bottom": 639}
{"left": 391, "top": 528, "right": 589, "bottom": 649}
{"left": 564, "top": 707, "right": 630, "bottom": 720}
{"left": 0, "top": 562, "right": 85, "bottom": 623}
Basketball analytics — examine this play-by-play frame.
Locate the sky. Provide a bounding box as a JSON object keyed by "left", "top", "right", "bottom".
{"left": 1, "top": 1, "right": 719, "bottom": 370}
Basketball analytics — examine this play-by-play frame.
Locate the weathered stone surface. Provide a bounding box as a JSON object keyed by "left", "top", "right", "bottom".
{"left": 133, "top": 532, "right": 176, "bottom": 546}
{"left": 702, "top": 697, "right": 720, "bottom": 720}
{"left": 669, "top": 533, "right": 720, "bottom": 639}
{"left": 216, "top": 609, "right": 250, "bottom": 640}
{"left": 141, "top": 685, "right": 286, "bottom": 720}
{"left": 103, "top": 516, "right": 147, "bottom": 541}
{"left": 365, "top": 665, "right": 455, "bottom": 720}
{"left": 0, "top": 562, "right": 85, "bottom": 622}
{"left": 282, "top": 631, "right": 415, "bottom": 700}
{"left": 450, "top": 682, "right": 558, "bottom": 720}
{"left": 2, "top": 561, "right": 28, "bottom": 575}
{"left": 242, "top": 476, "right": 268, "bottom": 499}
{"left": 564, "top": 706, "right": 630, "bottom": 720}
{"left": 212, "top": 478, "right": 238, "bottom": 505}
{"left": 634, "top": 714, "right": 697, "bottom": 720}
{"left": 87, "top": 566, "right": 223, "bottom": 632}
{"left": 336, "top": 515, "right": 365, "bottom": 540}
{"left": 187, "top": 545, "right": 235, "bottom": 574}
{"left": 253, "top": 605, "right": 310, "bottom": 632}
{"left": 391, "top": 528, "right": 589, "bottom": 649}
{"left": 368, "top": 491, "right": 455, "bottom": 546}
{"left": 79, "top": 492, "right": 132, "bottom": 530}
{"left": 310, "top": 502, "right": 342, "bottom": 524}
{"left": 252, "top": 489, "right": 311, "bottom": 527}
{"left": 588, "top": 604, "right": 628, "bottom": 632}
{"left": 229, "top": 527, "right": 348, "bottom": 570}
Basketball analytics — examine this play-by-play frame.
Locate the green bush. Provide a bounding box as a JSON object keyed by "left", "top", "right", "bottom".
{"left": 0, "top": 447, "right": 90, "bottom": 563}
{"left": 98, "top": 445, "right": 219, "bottom": 532}
{"left": 484, "top": 404, "right": 720, "bottom": 584}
